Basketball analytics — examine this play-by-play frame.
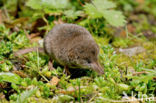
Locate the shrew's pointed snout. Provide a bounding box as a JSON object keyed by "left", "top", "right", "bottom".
{"left": 91, "top": 61, "right": 104, "bottom": 75}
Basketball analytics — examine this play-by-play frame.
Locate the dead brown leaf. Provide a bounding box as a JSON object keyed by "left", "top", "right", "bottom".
{"left": 127, "top": 24, "right": 136, "bottom": 33}
{"left": 0, "top": 61, "right": 4, "bottom": 64}
{"left": 29, "top": 33, "right": 40, "bottom": 39}
{"left": 136, "top": 0, "right": 144, "bottom": 4}
{"left": 119, "top": 30, "right": 126, "bottom": 38}
{"left": 53, "top": 18, "right": 64, "bottom": 25}
{"left": 114, "top": 24, "right": 136, "bottom": 38}
{"left": 48, "top": 60, "right": 55, "bottom": 70}
{"left": 57, "top": 87, "right": 77, "bottom": 96}
{"left": 0, "top": 9, "right": 2, "bottom": 24}
{"left": 50, "top": 76, "right": 60, "bottom": 86}
{"left": 30, "top": 36, "right": 42, "bottom": 43}
{"left": 57, "top": 86, "right": 85, "bottom": 97}
{"left": 13, "top": 70, "right": 28, "bottom": 78}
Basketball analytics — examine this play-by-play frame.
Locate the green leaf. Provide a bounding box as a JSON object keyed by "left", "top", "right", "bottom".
{"left": 26, "top": 0, "right": 69, "bottom": 10}
{"left": 0, "top": 72, "right": 22, "bottom": 84}
{"left": 84, "top": 0, "right": 126, "bottom": 27}
{"left": 16, "top": 87, "right": 38, "bottom": 103}
{"left": 64, "top": 10, "right": 83, "bottom": 19}
{"left": 42, "top": 0, "right": 69, "bottom": 9}
{"left": 59, "top": 94, "right": 74, "bottom": 102}
{"left": 26, "top": 0, "right": 42, "bottom": 10}
{"left": 103, "top": 10, "right": 126, "bottom": 27}
{"left": 0, "top": 41, "right": 13, "bottom": 56}
{"left": 84, "top": 3, "right": 102, "bottom": 18}
{"left": 92, "top": 0, "right": 116, "bottom": 10}
{"left": 118, "top": 83, "right": 130, "bottom": 90}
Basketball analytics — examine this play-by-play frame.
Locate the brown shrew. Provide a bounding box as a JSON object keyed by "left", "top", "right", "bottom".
{"left": 44, "top": 24, "right": 104, "bottom": 74}
{"left": 14, "top": 24, "right": 104, "bottom": 75}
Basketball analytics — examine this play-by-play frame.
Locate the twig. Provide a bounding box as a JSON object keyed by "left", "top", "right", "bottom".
{"left": 132, "top": 71, "right": 148, "bottom": 76}
{"left": 13, "top": 47, "right": 44, "bottom": 56}
{"left": 77, "top": 78, "right": 81, "bottom": 103}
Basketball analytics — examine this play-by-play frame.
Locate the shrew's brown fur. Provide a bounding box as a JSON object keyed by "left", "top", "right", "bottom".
{"left": 44, "top": 24, "right": 104, "bottom": 74}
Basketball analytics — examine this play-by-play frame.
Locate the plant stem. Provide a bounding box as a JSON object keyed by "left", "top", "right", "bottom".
{"left": 77, "top": 78, "right": 81, "bottom": 103}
